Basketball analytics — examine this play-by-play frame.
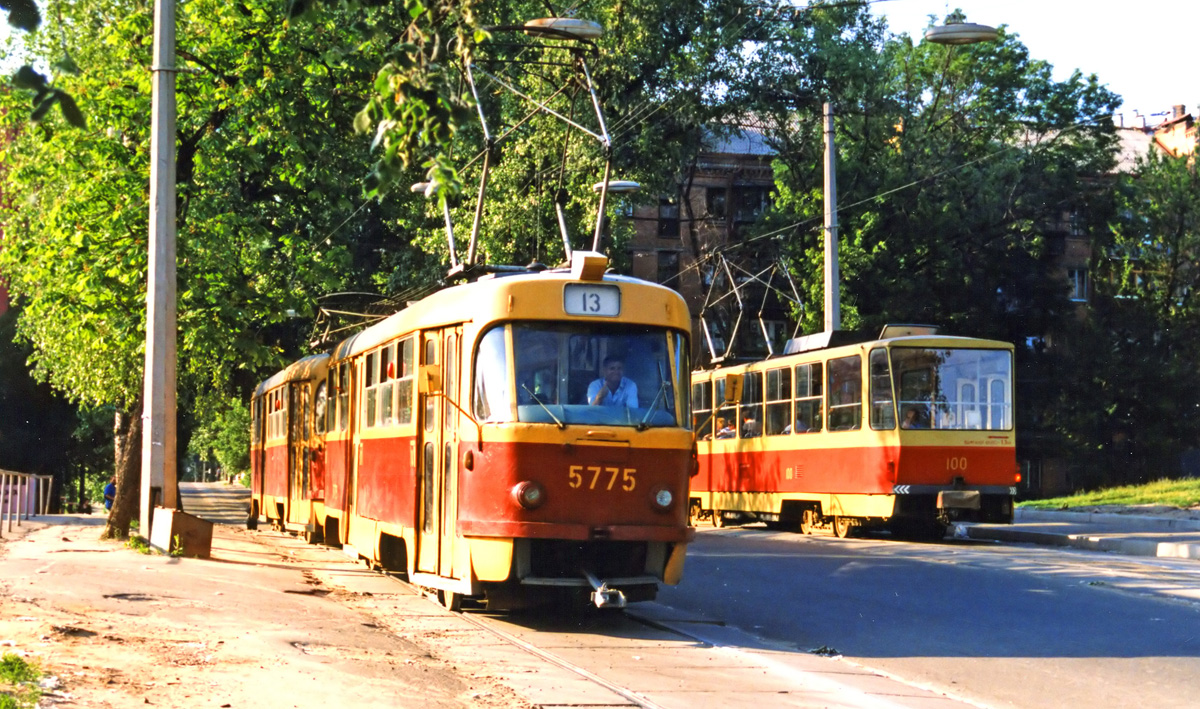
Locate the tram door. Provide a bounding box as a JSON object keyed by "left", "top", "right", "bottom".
{"left": 416, "top": 327, "right": 462, "bottom": 577}
{"left": 288, "top": 383, "right": 311, "bottom": 527}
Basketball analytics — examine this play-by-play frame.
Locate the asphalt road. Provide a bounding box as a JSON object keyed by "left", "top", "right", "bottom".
{"left": 658, "top": 525, "right": 1200, "bottom": 709}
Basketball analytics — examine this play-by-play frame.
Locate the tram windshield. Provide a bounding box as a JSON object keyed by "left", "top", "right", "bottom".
{"left": 473, "top": 322, "right": 688, "bottom": 428}
{"left": 889, "top": 348, "right": 1013, "bottom": 431}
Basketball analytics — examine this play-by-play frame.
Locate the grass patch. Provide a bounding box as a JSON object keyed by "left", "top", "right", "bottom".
{"left": 126, "top": 535, "right": 153, "bottom": 554}
{"left": 1020, "top": 478, "right": 1200, "bottom": 510}
{"left": 0, "top": 652, "right": 42, "bottom": 708}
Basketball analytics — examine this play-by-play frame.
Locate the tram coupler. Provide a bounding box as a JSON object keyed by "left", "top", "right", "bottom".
{"left": 583, "top": 570, "right": 627, "bottom": 609}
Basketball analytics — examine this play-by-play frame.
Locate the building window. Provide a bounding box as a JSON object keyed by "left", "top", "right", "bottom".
{"left": 732, "top": 186, "right": 769, "bottom": 223}
{"left": 1068, "top": 210, "right": 1085, "bottom": 236}
{"left": 657, "top": 251, "right": 680, "bottom": 288}
{"left": 657, "top": 196, "right": 679, "bottom": 238}
{"left": 706, "top": 188, "right": 727, "bottom": 221}
{"left": 1068, "top": 268, "right": 1088, "bottom": 302}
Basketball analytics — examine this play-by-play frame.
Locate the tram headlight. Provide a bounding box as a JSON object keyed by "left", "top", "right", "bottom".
{"left": 652, "top": 487, "right": 673, "bottom": 511}
{"left": 511, "top": 481, "right": 546, "bottom": 510}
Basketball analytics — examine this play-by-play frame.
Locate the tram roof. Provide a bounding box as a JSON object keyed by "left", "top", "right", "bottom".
{"left": 330, "top": 269, "right": 689, "bottom": 362}
{"left": 253, "top": 352, "right": 331, "bottom": 398}
{"left": 698, "top": 333, "right": 1014, "bottom": 374}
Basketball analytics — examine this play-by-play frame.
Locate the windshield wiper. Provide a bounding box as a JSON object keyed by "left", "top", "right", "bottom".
{"left": 521, "top": 384, "right": 565, "bottom": 429}
{"left": 637, "top": 363, "right": 670, "bottom": 430}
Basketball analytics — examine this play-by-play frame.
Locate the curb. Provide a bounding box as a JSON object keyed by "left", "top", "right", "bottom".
{"left": 1015, "top": 507, "right": 1200, "bottom": 532}
{"left": 957, "top": 523, "right": 1200, "bottom": 560}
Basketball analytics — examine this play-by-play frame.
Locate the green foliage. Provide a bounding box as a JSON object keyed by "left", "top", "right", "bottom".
{"left": 0, "top": 652, "right": 42, "bottom": 709}
{"left": 126, "top": 535, "right": 152, "bottom": 554}
{"left": 188, "top": 393, "right": 251, "bottom": 475}
{"left": 1020, "top": 478, "right": 1200, "bottom": 510}
{"left": 751, "top": 7, "right": 1120, "bottom": 340}
{"left": 0, "top": 654, "right": 38, "bottom": 686}
{"left": 403, "top": 0, "right": 758, "bottom": 265}
{"left": 1049, "top": 150, "right": 1200, "bottom": 486}
{"left": 0, "top": 0, "right": 439, "bottom": 443}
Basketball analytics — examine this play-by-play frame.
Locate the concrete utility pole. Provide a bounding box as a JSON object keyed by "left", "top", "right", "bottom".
{"left": 142, "top": 0, "right": 179, "bottom": 534}
{"left": 823, "top": 102, "right": 840, "bottom": 333}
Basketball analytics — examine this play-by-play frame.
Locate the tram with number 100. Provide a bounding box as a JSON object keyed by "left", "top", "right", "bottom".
{"left": 251, "top": 252, "right": 695, "bottom": 609}
{"left": 689, "top": 326, "right": 1018, "bottom": 539}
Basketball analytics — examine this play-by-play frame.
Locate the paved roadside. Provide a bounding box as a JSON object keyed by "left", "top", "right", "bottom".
{"left": 955, "top": 506, "right": 1200, "bottom": 560}
{"left": 0, "top": 500, "right": 524, "bottom": 709}
{"left": 2, "top": 485, "right": 993, "bottom": 709}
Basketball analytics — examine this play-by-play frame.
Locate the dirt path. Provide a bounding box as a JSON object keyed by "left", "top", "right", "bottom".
{"left": 0, "top": 513, "right": 528, "bottom": 708}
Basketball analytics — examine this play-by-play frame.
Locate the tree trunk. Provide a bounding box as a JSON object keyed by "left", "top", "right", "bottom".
{"left": 102, "top": 404, "right": 142, "bottom": 540}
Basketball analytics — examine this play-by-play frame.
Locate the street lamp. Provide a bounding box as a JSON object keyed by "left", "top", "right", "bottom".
{"left": 821, "top": 16, "right": 999, "bottom": 334}
{"left": 925, "top": 21, "right": 998, "bottom": 45}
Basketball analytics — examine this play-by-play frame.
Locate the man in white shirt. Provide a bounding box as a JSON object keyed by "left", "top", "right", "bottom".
{"left": 587, "top": 355, "right": 639, "bottom": 407}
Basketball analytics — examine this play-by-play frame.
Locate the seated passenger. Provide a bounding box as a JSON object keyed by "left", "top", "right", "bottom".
{"left": 741, "top": 414, "right": 761, "bottom": 438}
{"left": 586, "top": 355, "right": 639, "bottom": 407}
{"left": 901, "top": 406, "right": 927, "bottom": 429}
{"left": 714, "top": 417, "right": 736, "bottom": 439}
{"left": 783, "top": 416, "right": 810, "bottom": 434}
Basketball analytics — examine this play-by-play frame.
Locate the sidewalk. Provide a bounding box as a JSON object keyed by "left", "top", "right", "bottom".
{"left": 955, "top": 506, "right": 1200, "bottom": 560}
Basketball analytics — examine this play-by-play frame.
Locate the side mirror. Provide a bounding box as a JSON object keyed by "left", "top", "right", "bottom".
{"left": 419, "top": 364, "right": 443, "bottom": 394}
{"left": 723, "top": 373, "right": 744, "bottom": 405}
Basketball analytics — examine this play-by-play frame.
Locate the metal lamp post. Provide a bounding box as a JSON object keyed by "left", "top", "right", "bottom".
{"left": 821, "top": 16, "right": 999, "bottom": 334}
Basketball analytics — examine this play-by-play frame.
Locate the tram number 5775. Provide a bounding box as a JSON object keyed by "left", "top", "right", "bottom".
{"left": 568, "top": 465, "right": 637, "bottom": 491}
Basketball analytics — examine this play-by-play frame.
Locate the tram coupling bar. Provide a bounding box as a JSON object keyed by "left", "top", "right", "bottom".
{"left": 583, "top": 570, "right": 627, "bottom": 609}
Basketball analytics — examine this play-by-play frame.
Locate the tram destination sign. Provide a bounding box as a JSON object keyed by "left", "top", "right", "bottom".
{"left": 564, "top": 283, "right": 620, "bottom": 317}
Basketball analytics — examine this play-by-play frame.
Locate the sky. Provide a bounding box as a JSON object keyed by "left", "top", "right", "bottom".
{"left": 871, "top": 0, "right": 1200, "bottom": 123}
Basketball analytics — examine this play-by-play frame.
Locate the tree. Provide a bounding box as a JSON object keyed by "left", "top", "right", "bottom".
{"left": 1054, "top": 149, "right": 1200, "bottom": 486}
{"left": 0, "top": 0, "right": 437, "bottom": 538}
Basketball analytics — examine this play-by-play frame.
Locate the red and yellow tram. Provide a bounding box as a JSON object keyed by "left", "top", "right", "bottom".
{"left": 690, "top": 327, "right": 1018, "bottom": 538}
{"left": 253, "top": 252, "right": 695, "bottom": 609}
{"left": 249, "top": 353, "right": 330, "bottom": 537}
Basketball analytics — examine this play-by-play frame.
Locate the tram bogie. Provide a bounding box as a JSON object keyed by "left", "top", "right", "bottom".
{"left": 691, "top": 329, "right": 1018, "bottom": 539}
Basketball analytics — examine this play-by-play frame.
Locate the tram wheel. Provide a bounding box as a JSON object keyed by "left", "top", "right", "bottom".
{"left": 714, "top": 511, "right": 730, "bottom": 528}
{"left": 832, "top": 516, "right": 853, "bottom": 539}
{"left": 246, "top": 502, "right": 259, "bottom": 531}
{"left": 438, "top": 589, "right": 462, "bottom": 612}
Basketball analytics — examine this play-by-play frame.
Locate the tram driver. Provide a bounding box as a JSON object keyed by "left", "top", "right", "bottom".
{"left": 586, "top": 355, "right": 639, "bottom": 407}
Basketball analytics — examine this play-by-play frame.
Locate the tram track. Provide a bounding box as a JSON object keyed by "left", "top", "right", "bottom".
{"left": 377, "top": 571, "right": 669, "bottom": 709}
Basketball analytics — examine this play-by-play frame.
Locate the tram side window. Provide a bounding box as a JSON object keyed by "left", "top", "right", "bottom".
{"left": 337, "top": 363, "right": 350, "bottom": 431}
{"left": 712, "top": 378, "right": 736, "bottom": 438}
{"left": 424, "top": 337, "right": 437, "bottom": 432}
{"left": 314, "top": 382, "right": 327, "bottom": 436}
{"left": 379, "top": 344, "right": 395, "bottom": 426}
{"left": 827, "top": 355, "right": 862, "bottom": 431}
{"left": 764, "top": 367, "right": 792, "bottom": 436}
{"left": 739, "top": 371, "right": 763, "bottom": 438}
{"left": 793, "top": 363, "right": 822, "bottom": 433}
{"left": 270, "top": 389, "right": 286, "bottom": 439}
{"left": 397, "top": 337, "right": 415, "bottom": 425}
{"left": 692, "top": 380, "right": 712, "bottom": 438}
{"left": 364, "top": 351, "right": 378, "bottom": 428}
{"left": 473, "top": 326, "right": 514, "bottom": 423}
{"left": 869, "top": 348, "right": 896, "bottom": 430}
